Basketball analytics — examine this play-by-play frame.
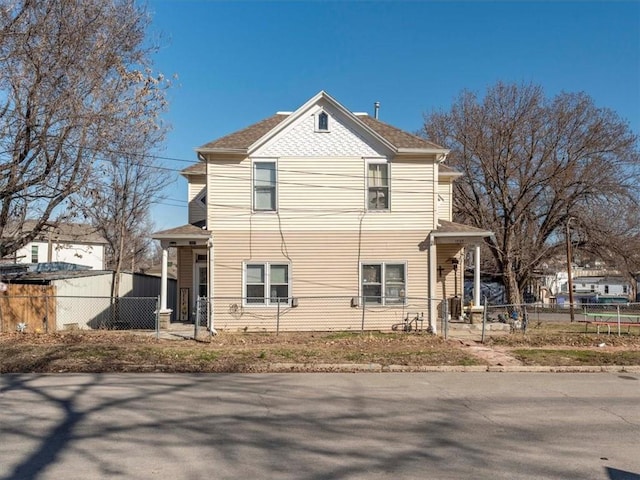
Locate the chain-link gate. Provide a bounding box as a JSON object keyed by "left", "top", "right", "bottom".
{"left": 194, "top": 296, "right": 212, "bottom": 340}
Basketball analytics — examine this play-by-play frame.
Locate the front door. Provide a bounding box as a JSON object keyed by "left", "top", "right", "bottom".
{"left": 194, "top": 252, "right": 208, "bottom": 324}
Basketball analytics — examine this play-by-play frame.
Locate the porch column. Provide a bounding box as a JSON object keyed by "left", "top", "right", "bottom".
{"left": 158, "top": 243, "right": 172, "bottom": 329}
{"left": 428, "top": 237, "right": 438, "bottom": 335}
{"left": 161, "top": 246, "right": 168, "bottom": 311}
{"left": 474, "top": 244, "right": 481, "bottom": 306}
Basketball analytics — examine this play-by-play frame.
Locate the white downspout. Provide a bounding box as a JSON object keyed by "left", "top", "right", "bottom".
{"left": 207, "top": 236, "right": 217, "bottom": 335}
{"left": 428, "top": 236, "right": 438, "bottom": 335}
{"left": 474, "top": 244, "right": 481, "bottom": 307}
{"left": 160, "top": 244, "right": 169, "bottom": 311}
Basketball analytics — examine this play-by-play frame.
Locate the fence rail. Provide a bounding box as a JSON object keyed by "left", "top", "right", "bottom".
{"left": 197, "top": 296, "right": 440, "bottom": 334}
{"left": 0, "top": 295, "right": 159, "bottom": 333}
{"left": 4, "top": 292, "right": 638, "bottom": 336}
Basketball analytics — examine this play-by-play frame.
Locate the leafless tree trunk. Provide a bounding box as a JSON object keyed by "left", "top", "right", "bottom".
{"left": 424, "top": 82, "right": 639, "bottom": 305}
{"left": 76, "top": 154, "right": 171, "bottom": 297}
{"left": 0, "top": 0, "right": 169, "bottom": 258}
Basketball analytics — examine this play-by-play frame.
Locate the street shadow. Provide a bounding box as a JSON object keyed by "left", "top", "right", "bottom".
{"left": 606, "top": 467, "right": 640, "bottom": 480}
{"left": 1, "top": 374, "right": 638, "bottom": 479}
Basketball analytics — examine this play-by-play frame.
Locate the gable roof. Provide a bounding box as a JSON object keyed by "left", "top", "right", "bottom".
{"left": 418, "top": 220, "right": 493, "bottom": 250}
{"left": 357, "top": 116, "right": 442, "bottom": 150}
{"left": 196, "top": 91, "right": 447, "bottom": 158}
{"left": 152, "top": 223, "right": 210, "bottom": 239}
{"left": 181, "top": 163, "right": 206, "bottom": 176}
{"left": 6, "top": 221, "right": 107, "bottom": 244}
{"left": 198, "top": 114, "right": 289, "bottom": 153}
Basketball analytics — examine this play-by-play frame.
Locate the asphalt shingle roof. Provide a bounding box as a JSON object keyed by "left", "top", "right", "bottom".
{"left": 152, "top": 224, "right": 210, "bottom": 238}
{"left": 198, "top": 114, "right": 289, "bottom": 151}
{"left": 196, "top": 111, "right": 444, "bottom": 153}
{"left": 357, "top": 115, "right": 443, "bottom": 150}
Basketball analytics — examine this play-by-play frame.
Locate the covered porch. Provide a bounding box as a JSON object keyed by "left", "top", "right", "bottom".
{"left": 152, "top": 224, "right": 212, "bottom": 328}
{"left": 421, "top": 220, "right": 494, "bottom": 333}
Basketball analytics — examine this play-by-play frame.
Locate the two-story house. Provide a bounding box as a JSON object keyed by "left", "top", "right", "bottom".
{"left": 7, "top": 221, "right": 107, "bottom": 270}
{"left": 153, "top": 91, "right": 492, "bottom": 333}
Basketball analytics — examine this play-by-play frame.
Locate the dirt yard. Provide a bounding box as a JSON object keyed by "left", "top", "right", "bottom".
{"left": 1, "top": 325, "right": 639, "bottom": 373}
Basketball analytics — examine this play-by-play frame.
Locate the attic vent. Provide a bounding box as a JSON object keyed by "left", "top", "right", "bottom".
{"left": 316, "top": 111, "right": 329, "bottom": 132}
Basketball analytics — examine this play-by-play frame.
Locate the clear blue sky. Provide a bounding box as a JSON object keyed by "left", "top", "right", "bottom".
{"left": 146, "top": 0, "right": 640, "bottom": 230}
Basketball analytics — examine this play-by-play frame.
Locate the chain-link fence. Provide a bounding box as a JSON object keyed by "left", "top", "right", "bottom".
{"left": 0, "top": 295, "right": 160, "bottom": 333}
{"left": 200, "top": 295, "right": 440, "bottom": 334}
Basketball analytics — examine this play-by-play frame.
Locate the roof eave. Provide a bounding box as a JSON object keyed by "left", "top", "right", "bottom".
{"left": 195, "top": 147, "right": 248, "bottom": 158}
{"left": 438, "top": 171, "right": 464, "bottom": 179}
{"left": 152, "top": 231, "right": 211, "bottom": 241}
{"left": 395, "top": 148, "right": 450, "bottom": 157}
{"left": 430, "top": 231, "right": 493, "bottom": 239}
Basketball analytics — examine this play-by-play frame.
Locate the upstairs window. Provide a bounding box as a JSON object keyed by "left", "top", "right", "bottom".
{"left": 253, "top": 161, "right": 276, "bottom": 211}
{"left": 31, "top": 245, "right": 38, "bottom": 263}
{"left": 367, "top": 163, "right": 389, "bottom": 210}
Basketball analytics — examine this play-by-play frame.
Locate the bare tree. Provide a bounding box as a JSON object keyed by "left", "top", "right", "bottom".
{"left": 578, "top": 200, "right": 640, "bottom": 300}
{"left": 0, "top": 0, "right": 169, "bottom": 258}
{"left": 77, "top": 154, "right": 172, "bottom": 297}
{"left": 423, "top": 82, "right": 639, "bottom": 305}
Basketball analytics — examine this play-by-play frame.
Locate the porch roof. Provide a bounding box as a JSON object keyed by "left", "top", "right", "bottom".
{"left": 152, "top": 224, "right": 211, "bottom": 242}
{"left": 419, "top": 220, "right": 494, "bottom": 249}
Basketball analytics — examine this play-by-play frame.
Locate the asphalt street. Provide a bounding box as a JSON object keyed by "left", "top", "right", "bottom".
{"left": 1, "top": 373, "right": 639, "bottom": 480}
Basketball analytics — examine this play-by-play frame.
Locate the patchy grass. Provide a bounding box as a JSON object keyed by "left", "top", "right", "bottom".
{"left": 2, "top": 323, "right": 640, "bottom": 372}
{"left": 481, "top": 321, "right": 640, "bottom": 367}
{"left": 0, "top": 330, "right": 480, "bottom": 373}
{"left": 511, "top": 348, "right": 640, "bottom": 366}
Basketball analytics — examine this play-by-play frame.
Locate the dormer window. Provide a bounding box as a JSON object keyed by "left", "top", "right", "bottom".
{"left": 315, "top": 111, "right": 330, "bottom": 132}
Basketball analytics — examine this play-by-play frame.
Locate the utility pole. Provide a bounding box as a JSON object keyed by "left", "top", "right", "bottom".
{"left": 566, "top": 218, "right": 575, "bottom": 322}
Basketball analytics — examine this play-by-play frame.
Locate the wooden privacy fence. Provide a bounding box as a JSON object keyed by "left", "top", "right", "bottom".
{"left": 0, "top": 284, "right": 56, "bottom": 333}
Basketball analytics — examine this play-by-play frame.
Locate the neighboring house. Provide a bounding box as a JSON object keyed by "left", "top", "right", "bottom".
{"left": 153, "top": 91, "right": 492, "bottom": 332}
{"left": 7, "top": 221, "right": 107, "bottom": 270}
{"left": 2, "top": 270, "right": 177, "bottom": 331}
{"left": 570, "top": 276, "right": 631, "bottom": 303}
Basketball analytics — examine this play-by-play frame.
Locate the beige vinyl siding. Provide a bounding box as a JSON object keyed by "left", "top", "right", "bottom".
{"left": 438, "top": 181, "right": 453, "bottom": 221}
{"left": 177, "top": 247, "right": 194, "bottom": 294}
{"left": 208, "top": 159, "right": 249, "bottom": 228}
{"left": 210, "top": 230, "right": 432, "bottom": 332}
{"left": 208, "top": 156, "right": 438, "bottom": 232}
{"left": 436, "top": 244, "right": 464, "bottom": 301}
{"left": 188, "top": 174, "right": 206, "bottom": 225}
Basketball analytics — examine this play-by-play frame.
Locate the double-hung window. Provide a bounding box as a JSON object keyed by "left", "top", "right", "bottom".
{"left": 361, "top": 263, "right": 406, "bottom": 305}
{"left": 253, "top": 161, "right": 276, "bottom": 211}
{"left": 367, "top": 162, "right": 389, "bottom": 210}
{"left": 245, "top": 263, "right": 290, "bottom": 306}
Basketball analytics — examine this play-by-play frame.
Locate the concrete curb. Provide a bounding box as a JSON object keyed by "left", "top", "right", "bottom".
{"left": 266, "top": 363, "right": 640, "bottom": 373}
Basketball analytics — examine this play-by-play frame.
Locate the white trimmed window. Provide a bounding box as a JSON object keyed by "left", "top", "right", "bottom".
{"left": 361, "top": 262, "right": 406, "bottom": 305}
{"left": 315, "top": 111, "right": 330, "bottom": 132}
{"left": 367, "top": 162, "right": 389, "bottom": 210}
{"left": 244, "top": 263, "right": 290, "bottom": 306}
{"left": 253, "top": 161, "right": 277, "bottom": 211}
